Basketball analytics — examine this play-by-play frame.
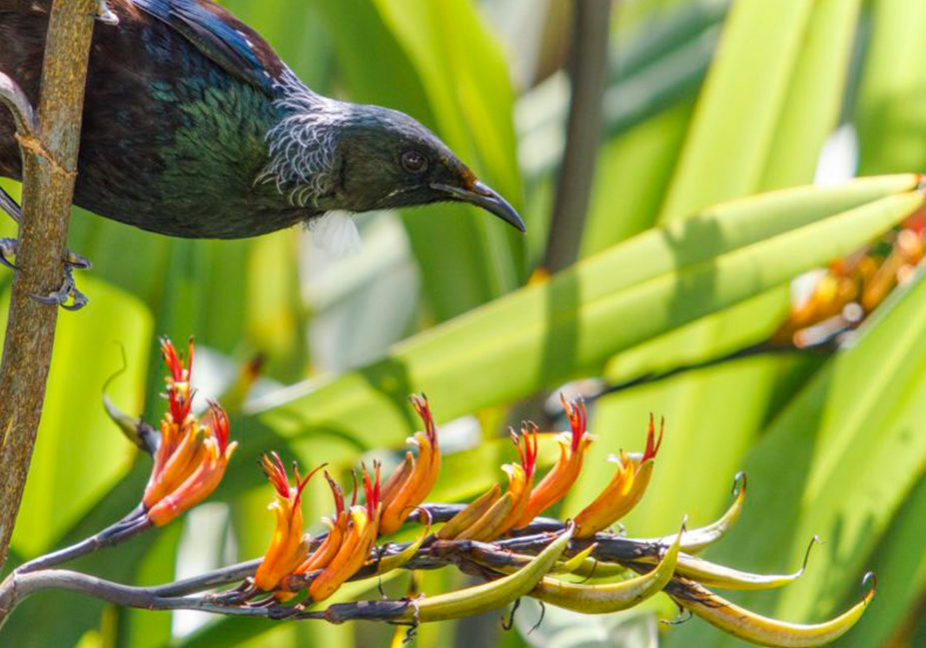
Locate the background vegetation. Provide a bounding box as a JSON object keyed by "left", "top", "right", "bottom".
{"left": 3, "top": 0, "right": 926, "bottom": 646}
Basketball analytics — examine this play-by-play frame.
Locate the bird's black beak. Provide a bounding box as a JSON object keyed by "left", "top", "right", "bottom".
{"left": 432, "top": 181, "right": 526, "bottom": 232}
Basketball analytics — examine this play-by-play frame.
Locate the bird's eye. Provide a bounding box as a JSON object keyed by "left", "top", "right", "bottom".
{"left": 401, "top": 150, "right": 428, "bottom": 175}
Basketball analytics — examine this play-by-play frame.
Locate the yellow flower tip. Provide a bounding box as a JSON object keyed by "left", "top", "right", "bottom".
{"left": 527, "top": 266, "right": 550, "bottom": 285}
{"left": 254, "top": 453, "right": 326, "bottom": 591}
{"left": 572, "top": 416, "right": 664, "bottom": 538}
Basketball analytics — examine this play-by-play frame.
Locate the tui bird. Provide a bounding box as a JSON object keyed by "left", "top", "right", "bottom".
{"left": 0, "top": 0, "right": 523, "bottom": 305}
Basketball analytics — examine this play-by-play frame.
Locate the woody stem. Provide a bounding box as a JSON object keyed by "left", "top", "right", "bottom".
{"left": 12, "top": 505, "right": 149, "bottom": 575}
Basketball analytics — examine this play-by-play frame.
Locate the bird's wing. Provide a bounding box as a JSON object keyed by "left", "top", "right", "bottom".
{"left": 130, "top": 0, "right": 285, "bottom": 93}
{"left": 0, "top": 1, "right": 45, "bottom": 12}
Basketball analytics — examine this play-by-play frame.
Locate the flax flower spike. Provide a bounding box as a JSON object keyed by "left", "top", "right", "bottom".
{"left": 379, "top": 394, "right": 441, "bottom": 535}
{"left": 573, "top": 414, "right": 663, "bottom": 538}
{"left": 253, "top": 453, "right": 325, "bottom": 592}
{"left": 142, "top": 339, "right": 238, "bottom": 527}
{"left": 517, "top": 395, "right": 594, "bottom": 527}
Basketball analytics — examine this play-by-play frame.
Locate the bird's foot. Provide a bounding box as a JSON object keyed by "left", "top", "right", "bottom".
{"left": 31, "top": 262, "right": 90, "bottom": 311}
{"left": 0, "top": 237, "right": 92, "bottom": 311}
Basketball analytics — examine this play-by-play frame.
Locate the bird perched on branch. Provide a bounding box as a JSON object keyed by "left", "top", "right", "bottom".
{"left": 0, "top": 0, "right": 523, "bottom": 307}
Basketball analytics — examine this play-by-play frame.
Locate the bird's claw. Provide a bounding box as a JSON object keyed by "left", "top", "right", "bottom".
{"left": 0, "top": 238, "right": 18, "bottom": 270}
{"left": 31, "top": 263, "right": 89, "bottom": 311}
{"left": 0, "top": 190, "right": 89, "bottom": 308}
{"left": 66, "top": 249, "right": 92, "bottom": 270}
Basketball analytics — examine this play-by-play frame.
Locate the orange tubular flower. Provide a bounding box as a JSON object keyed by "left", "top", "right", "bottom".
{"left": 379, "top": 395, "right": 441, "bottom": 535}
{"left": 496, "top": 425, "right": 539, "bottom": 535}
{"left": 573, "top": 414, "right": 664, "bottom": 539}
{"left": 293, "top": 472, "right": 350, "bottom": 575}
{"left": 309, "top": 464, "right": 382, "bottom": 602}
{"left": 253, "top": 453, "right": 324, "bottom": 592}
{"left": 439, "top": 424, "right": 539, "bottom": 542}
{"left": 517, "top": 396, "right": 594, "bottom": 527}
{"left": 143, "top": 339, "right": 238, "bottom": 526}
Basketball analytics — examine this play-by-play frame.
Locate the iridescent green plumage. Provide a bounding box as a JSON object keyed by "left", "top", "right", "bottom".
{"left": 0, "top": 0, "right": 523, "bottom": 240}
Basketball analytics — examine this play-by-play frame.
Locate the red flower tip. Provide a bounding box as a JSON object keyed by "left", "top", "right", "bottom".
{"left": 410, "top": 394, "right": 437, "bottom": 446}
{"left": 512, "top": 423, "right": 539, "bottom": 480}
{"left": 362, "top": 461, "right": 382, "bottom": 517}
{"left": 160, "top": 337, "right": 195, "bottom": 425}
{"left": 324, "top": 471, "right": 345, "bottom": 516}
{"left": 160, "top": 336, "right": 193, "bottom": 383}
{"left": 561, "top": 394, "right": 588, "bottom": 452}
{"left": 261, "top": 452, "right": 326, "bottom": 507}
{"left": 261, "top": 452, "right": 291, "bottom": 499}
{"left": 643, "top": 413, "right": 664, "bottom": 463}
{"left": 206, "top": 401, "right": 230, "bottom": 454}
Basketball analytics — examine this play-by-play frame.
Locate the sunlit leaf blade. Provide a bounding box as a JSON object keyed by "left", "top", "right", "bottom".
{"left": 837, "top": 470, "right": 926, "bottom": 647}
{"left": 255, "top": 179, "right": 922, "bottom": 468}
{"left": 659, "top": 0, "right": 816, "bottom": 222}
{"left": 672, "top": 268, "right": 926, "bottom": 646}
{"left": 581, "top": 0, "right": 863, "bottom": 599}
{"left": 855, "top": 0, "right": 926, "bottom": 175}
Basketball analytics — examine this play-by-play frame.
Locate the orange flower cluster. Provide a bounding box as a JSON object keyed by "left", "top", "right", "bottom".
{"left": 773, "top": 213, "right": 926, "bottom": 347}
{"left": 519, "top": 395, "right": 593, "bottom": 526}
{"left": 440, "top": 398, "right": 661, "bottom": 542}
{"left": 142, "top": 339, "right": 238, "bottom": 526}
{"left": 250, "top": 395, "right": 667, "bottom": 603}
{"left": 255, "top": 396, "right": 440, "bottom": 601}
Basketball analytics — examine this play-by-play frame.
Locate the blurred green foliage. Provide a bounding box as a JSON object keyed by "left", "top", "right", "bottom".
{"left": 4, "top": 0, "right": 926, "bottom": 646}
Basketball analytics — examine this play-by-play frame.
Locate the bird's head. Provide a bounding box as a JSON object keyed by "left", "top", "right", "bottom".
{"left": 262, "top": 100, "right": 524, "bottom": 232}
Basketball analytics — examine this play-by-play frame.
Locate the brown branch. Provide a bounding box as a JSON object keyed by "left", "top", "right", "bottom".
{"left": 0, "top": 0, "right": 98, "bottom": 577}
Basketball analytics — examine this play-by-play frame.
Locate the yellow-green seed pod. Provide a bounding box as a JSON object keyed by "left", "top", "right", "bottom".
{"left": 398, "top": 523, "right": 574, "bottom": 623}
{"left": 375, "top": 512, "right": 431, "bottom": 575}
{"left": 670, "top": 573, "right": 875, "bottom": 647}
{"left": 530, "top": 523, "right": 682, "bottom": 613}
